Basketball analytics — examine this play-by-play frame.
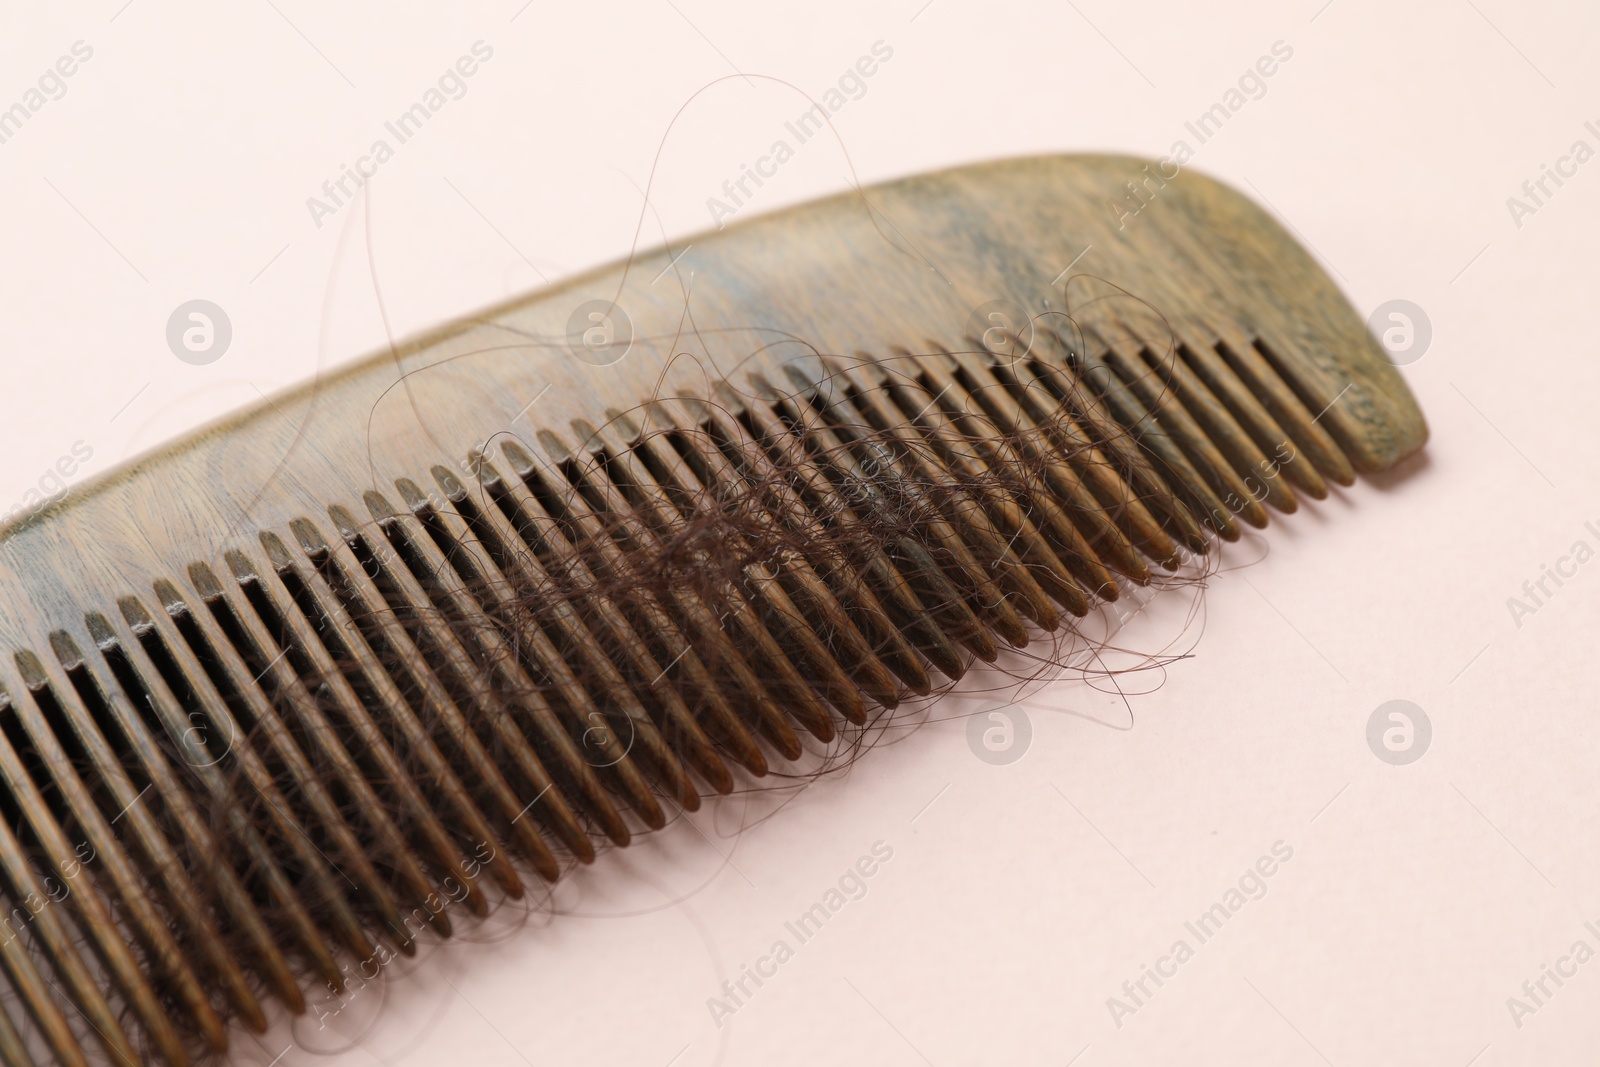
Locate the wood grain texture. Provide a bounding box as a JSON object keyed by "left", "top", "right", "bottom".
{"left": 0, "top": 154, "right": 1424, "bottom": 628}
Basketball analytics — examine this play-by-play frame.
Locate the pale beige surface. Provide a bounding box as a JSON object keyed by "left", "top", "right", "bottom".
{"left": 1, "top": 1, "right": 1596, "bottom": 1064}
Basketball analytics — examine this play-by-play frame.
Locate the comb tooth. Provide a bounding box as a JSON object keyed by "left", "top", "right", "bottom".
{"left": 0, "top": 994, "right": 36, "bottom": 1067}
{"left": 29, "top": 635, "right": 227, "bottom": 1053}
{"left": 490, "top": 446, "right": 772, "bottom": 779}
{"left": 775, "top": 376, "right": 1033, "bottom": 649}
{"left": 608, "top": 418, "right": 873, "bottom": 727}
{"left": 1063, "top": 336, "right": 1247, "bottom": 540}
{"left": 1102, "top": 196, "right": 1354, "bottom": 494}
{"left": 0, "top": 730, "right": 123, "bottom": 1067}
{"left": 949, "top": 347, "right": 1170, "bottom": 578}
{"left": 223, "top": 544, "right": 525, "bottom": 911}
{"left": 323, "top": 507, "right": 589, "bottom": 869}
{"left": 262, "top": 529, "right": 519, "bottom": 908}
{"left": 875, "top": 358, "right": 1109, "bottom": 612}
{"left": 656, "top": 398, "right": 910, "bottom": 710}
{"left": 744, "top": 555, "right": 872, "bottom": 724}
{"left": 1020, "top": 345, "right": 1213, "bottom": 555}
{"left": 396, "top": 479, "right": 694, "bottom": 820}
{"left": 751, "top": 380, "right": 1001, "bottom": 662}
{"left": 1215, "top": 328, "right": 1357, "bottom": 486}
{"left": 116, "top": 592, "right": 356, "bottom": 989}
{"left": 83, "top": 609, "right": 304, "bottom": 1016}
{"left": 1004, "top": 361, "right": 1184, "bottom": 569}
{"left": 63, "top": 613, "right": 272, "bottom": 1033}
{"left": 1249, "top": 331, "right": 1365, "bottom": 471}
{"left": 833, "top": 360, "right": 1083, "bottom": 622}
{"left": 0, "top": 929, "right": 86, "bottom": 1067}
{"left": 191, "top": 563, "right": 457, "bottom": 940}
{"left": 725, "top": 391, "right": 971, "bottom": 681}
{"left": 5, "top": 923, "right": 91, "bottom": 1067}
{"left": 521, "top": 435, "right": 806, "bottom": 761}
{"left": 0, "top": 672, "right": 145, "bottom": 1067}
{"left": 825, "top": 369, "right": 1075, "bottom": 630}
{"left": 694, "top": 397, "right": 935, "bottom": 695}
{"left": 294, "top": 516, "right": 565, "bottom": 882}
{"left": 1130, "top": 334, "right": 1301, "bottom": 514}
{"left": 1171, "top": 329, "right": 1330, "bottom": 500}
{"left": 157, "top": 572, "right": 423, "bottom": 959}
{"left": 1095, "top": 323, "right": 1278, "bottom": 526}
{"left": 436, "top": 465, "right": 735, "bottom": 799}
{"left": 390, "top": 481, "right": 674, "bottom": 830}
{"left": 561, "top": 427, "right": 829, "bottom": 750}
{"left": 7, "top": 650, "right": 195, "bottom": 1067}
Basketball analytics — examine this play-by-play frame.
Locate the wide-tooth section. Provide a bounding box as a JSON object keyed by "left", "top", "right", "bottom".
{"left": 0, "top": 321, "right": 1359, "bottom": 1067}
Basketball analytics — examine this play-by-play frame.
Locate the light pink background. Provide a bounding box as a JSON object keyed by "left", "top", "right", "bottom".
{"left": 1, "top": 1, "right": 1597, "bottom": 1063}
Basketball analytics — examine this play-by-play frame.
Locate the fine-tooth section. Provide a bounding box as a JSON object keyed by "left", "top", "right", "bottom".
{"left": 942, "top": 347, "right": 1164, "bottom": 581}
{"left": 1130, "top": 336, "right": 1301, "bottom": 516}
{"left": 513, "top": 435, "right": 804, "bottom": 762}
{"left": 718, "top": 387, "right": 972, "bottom": 680}
{"left": 686, "top": 394, "right": 936, "bottom": 696}
{"left": 1058, "top": 336, "right": 1246, "bottom": 540}
{"left": 189, "top": 558, "right": 457, "bottom": 941}
{"left": 1209, "top": 326, "right": 1355, "bottom": 488}
{"left": 0, "top": 665, "right": 146, "bottom": 1067}
{"left": 1094, "top": 324, "right": 1273, "bottom": 530}
{"left": 875, "top": 357, "right": 1113, "bottom": 611}
{"left": 434, "top": 464, "right": 735, "bottom": 799}
{"left": 291, "top": 515, "right": 564, "bottom": 881}
{"left": 85, "top": 606, "right": 306, "bottom": 1015}
{"left": 1011, "top": 349, "right": 1214, "bottom": 556}
{"left": 766, "top": 373, "right": 1035, "bottom": 651}
{"left": 8, "top": 652, "right": 199, "bottom": 1067}
{"left": 391, "top": 480, "right": 672, "bottom": 832}
{"left": 617, "top": 411, "right": 881, "bottom": 727}
{"left": 559, "top": 423, "right": 834, "bottom": 749}
{"left": 655, "top": 397, "right": 909, "bottom": 711}
{"left": 0, "top": 154, "right": 1424, "bottom": 1066}
{"left": 831, "top": 362, "right": 1070, "bottom": 627}
{"left": 225, "top": 544, "right": 507, "bottom": 922}
{"left": 57, "top": 620, "right": 269, "bottom": 1034}
{"left": 119, "top": 592, "right": 353, "bottom": 989}
{"left": 489, "top": 444, "right": 773, "bottom": 779}
{"left": 323, "top": 505, "right": 594, "bottom": 866}
{"left": 36, "top": 632, "right": 226, "bottom": 1054}
{"left": 158, "top": 573, "right": 417, "bottom": 961}
{"left": 1171, "top": 335, "right": 1329, "bottom": 501}
{"left": 12, "top": 641, "right": 207, "bottom": 1067}
{"left": 260, "top": 529, "right": 515, "bottom": 910}
{"left": 993, "top": 355, "right": 1185, "bottom": 569}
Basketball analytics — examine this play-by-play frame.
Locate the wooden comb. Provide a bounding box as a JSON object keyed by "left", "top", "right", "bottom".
{"left": 0, "top": 154, "right": 1424, "bottom": 1066}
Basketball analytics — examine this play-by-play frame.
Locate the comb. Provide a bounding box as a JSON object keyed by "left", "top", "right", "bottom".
{"left": 0, "top": 154, "right": 1423, "bottom": 1066}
